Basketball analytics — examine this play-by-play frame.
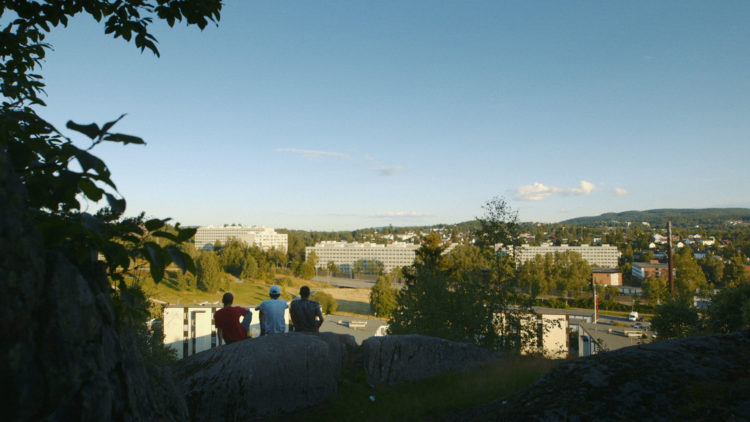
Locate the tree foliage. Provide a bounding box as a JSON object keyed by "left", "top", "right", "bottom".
{"left": 312, "top": 291, "right": 338, "bottom": 314}
{"left": 651, "top": 298, "right": 701, "bottom": 340}
{"left": 370, "top": 275, "right": 398, "bottom": 318}
{"left": 390, "top": 198, "right": 541, "bottom": 353}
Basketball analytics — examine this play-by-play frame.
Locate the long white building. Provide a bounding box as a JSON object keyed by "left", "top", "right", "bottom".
{"left": 512, "top": 244, "right": 621, "bottom": 268}
{"left": 194, "top": 226, "right": 288, "bottom": 252}
{"left": 306, "top": 241, "right": 419, "bottom": 272}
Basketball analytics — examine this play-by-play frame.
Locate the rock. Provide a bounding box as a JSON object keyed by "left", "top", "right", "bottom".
{"left": 455, "top": 329, "right": 750, "bottom": 421}
{"left": 0, "top": 150, "right": 187, "bottom": 421}
{"left": 360, "top": 334, "right": 496, "bottom": 386}
{"left": 172, "top": 332, "right": 356, "bottom": 421}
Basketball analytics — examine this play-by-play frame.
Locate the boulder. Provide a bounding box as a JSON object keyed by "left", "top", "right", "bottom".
{"left": 453, "top": 329, "right": 750, "bottom": 421}
{"left": 360, "top": 334, "right": 496, "bottom": 386}
{"left": 172, "top": 332, "right": 356, "bottom": 421}
{"left": 0, "top": 150, "right": 188, "bottom": 421}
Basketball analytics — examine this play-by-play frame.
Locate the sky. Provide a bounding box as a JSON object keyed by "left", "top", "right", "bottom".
{"left": 34, "top": 1, "right": 750, "bottom": 230}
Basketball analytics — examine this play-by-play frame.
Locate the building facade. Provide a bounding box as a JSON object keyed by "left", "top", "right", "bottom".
{"left": 631, "top": 261, "right": 669, "bottom": 281}
{"left": 592, "top": 268, "right": 623, "bottom": 286}
{"left": 305, "top": 241, "right": 419, "bottom": 272}
{"left": 513, "top": 244, "right": 621, "bottom": 268}
{"left": 194, "top": 226, "right": 288, "bottom": 252}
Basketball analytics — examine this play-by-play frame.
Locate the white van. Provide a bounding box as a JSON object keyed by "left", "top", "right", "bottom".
{"left": 628, "top": 311, "right": 639, "bottom": 321}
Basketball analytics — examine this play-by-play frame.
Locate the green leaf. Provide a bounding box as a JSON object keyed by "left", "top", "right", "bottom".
{"left": 101, "top": 113, "right": 126, "bottom": 134}
{"left": 79, "top": 178, "right": 104, "bottom": 201}
{"left": 144, "top": 218, "right": 166, "bottom": 232}
{"left": 143, "top": 243, "right": 165, "bottom": 283}
{"left": 167, "top": 246, "right": 195, "bottom": 274}
{"left": 102, "top": 133, "right": 146, "bottom": 145}
{"left": 152, "top": 230, "right": 178, "bottom": 242}
{"left": 105, "top": 193, "right": 126, "bottom": 215}
{"left": 74, "top": 148, "right": 106, "bottom": 173}
{"left": 177, "top": 227, "right": 197, "bottom": 243}
{"left": 66, "top": 120, "right": 101, "bottom": 140}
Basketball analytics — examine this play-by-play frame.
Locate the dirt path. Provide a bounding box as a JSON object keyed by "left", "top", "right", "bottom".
{"left": 317, "top": 287, "right": 371, "bottom": 303}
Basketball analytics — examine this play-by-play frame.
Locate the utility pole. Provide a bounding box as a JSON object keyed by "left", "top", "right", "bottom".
{"left": 667, "top": 221, "right": 674, "bottom": 294}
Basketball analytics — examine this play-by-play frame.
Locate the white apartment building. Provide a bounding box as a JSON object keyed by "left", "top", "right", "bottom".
{"left": 194, "top": 226, "right": 288, "bottom": 252}
{"left": 306, "top": 241, "right": 419, "bottom": 272}
{"left": 512, "top": 244, "right": 621, "bottom": 268}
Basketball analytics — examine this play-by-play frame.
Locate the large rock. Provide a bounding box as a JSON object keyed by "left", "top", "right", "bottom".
{"left": 360, "top": 334, "right": 496, "bottom": 386}
{"left": 172, "top": 332, "right": 356, "bottom": 421}
{"left": 454, "top": 329, "right": 750, "bottom": 421}
{"left": 0, "top": 150, "right": 187, "bottom": 421}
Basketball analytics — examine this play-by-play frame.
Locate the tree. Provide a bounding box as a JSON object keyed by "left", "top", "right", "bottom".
{"left": 674, "top": 247, "right": 708, "bottom": 298}
{"left": 307, "top": 250, "right": 320, "bottom": 268}
{"left": 295, "top": 262, "right": 315, "bottom": 280}
{"left": 642, "top": 277, "right": 668, "bottom": 305}
{"left": 370, "top": 275, "right": 398, "bottom": 318}
{"left": 326, "top": 261, "right": 338, "bottom": 275}
{"left": 196, "top": 251, "right": 222, "bottom": 292}
{"left": 651, "top": 298, "right": 701, "bottom": 339}
{"left": 390, "top": 197, "right": 539, "bottom": 353}
{"left": 312, "top": 291, "right": 338, "bottom": 314}
{"left": 722, "top": 253, "right": 748, "bottom": 287}
{"left": 240, "top": 255, "right": 258, "bottom": 280}
{"left": 705, "top": 283, "right": 750, "bottom": 333}
{"left": 699, "top": 251, "right": 724, "bottom": 284}
{"left": 1, "top": 0, "right": 221, "bottom": 309}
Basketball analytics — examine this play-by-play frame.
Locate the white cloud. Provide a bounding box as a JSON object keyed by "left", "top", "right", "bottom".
{"left": 615, "top": 187, "right": 628, "bottom": 196}
{"left": 515, "top": 180, "right": 597, "bottom": 201}
{"left": 275, "top": 148, "right": 349, "bottom": 159}
{"left": 373, "top": 211, "right": 428, "bottom": 217}
{"left": 515, "top": 182, "right": 561, "bottom": 201}
{"left": 569, "top": 180, "right": 596, "bottom": 195}
{"left": 374, "top": 166, "right": 403, "bottom": 176}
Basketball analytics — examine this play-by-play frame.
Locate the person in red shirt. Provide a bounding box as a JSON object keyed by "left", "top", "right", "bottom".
{"left": 214, "top": 292, "right": 251, "bottom": 345}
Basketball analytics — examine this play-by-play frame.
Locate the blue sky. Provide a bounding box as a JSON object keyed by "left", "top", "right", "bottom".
{"left": 36, "top": 1, "right": 750, "bottom": 230}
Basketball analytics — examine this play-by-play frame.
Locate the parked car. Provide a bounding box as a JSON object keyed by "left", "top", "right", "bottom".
{"left": 628, "top": 311, "right": 639, "bottom": 321}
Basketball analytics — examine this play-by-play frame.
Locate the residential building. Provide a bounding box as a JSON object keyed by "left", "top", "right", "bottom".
{"left": 592, "top": 268, "right": 622, "bottom": 286}
{"left": 306, "top": 241, "right": 419, "bottom": 272}
{"left": 512, "top": 244, "right": 621, "bottom": 268}
{"left": 631, "top": 261, "right": 669, "bottom": 281}
{"left": 194, "top": 225, "right": 288, "bottom": 252}
{"left": 163, "top": 304, "right": 290, "bottom": 359}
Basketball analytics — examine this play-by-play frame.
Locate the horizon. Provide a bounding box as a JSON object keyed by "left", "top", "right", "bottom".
{"left": 34, "top": 1, "right": 750, "bottom": 230}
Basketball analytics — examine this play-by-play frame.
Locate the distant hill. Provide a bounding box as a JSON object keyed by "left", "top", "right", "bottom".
{"left": 560, "top": 208, "right": 750, "bottom": 227}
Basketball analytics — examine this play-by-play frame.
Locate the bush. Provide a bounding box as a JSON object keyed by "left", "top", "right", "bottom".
{"left": 312, "top": 291, "right": 338, "bottom": 314}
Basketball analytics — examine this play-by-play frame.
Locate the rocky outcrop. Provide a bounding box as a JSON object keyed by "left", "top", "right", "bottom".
{"left": 453, "top": 329, "right": 750, "bottom": 421}
{"left": 171, "top": 332, "right": 356, "bottom": 421}
{"left": 360, "top": 334, "right": 497, "bottom": 386}
{"left": 0, "top": 150, "right": 187, "bottom": 421}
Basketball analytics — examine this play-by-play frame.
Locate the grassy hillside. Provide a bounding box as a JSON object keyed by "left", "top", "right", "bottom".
{"left": 134, "top": 270, "right": 331, "bottom": 306}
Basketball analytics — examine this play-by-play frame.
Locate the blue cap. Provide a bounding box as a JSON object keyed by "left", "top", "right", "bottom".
{"left": 269, "top": 285, "right": 281, "bottom": 296}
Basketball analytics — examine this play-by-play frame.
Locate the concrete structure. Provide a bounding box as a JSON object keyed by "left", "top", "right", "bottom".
{"left": 163, "top": 304, "right": 290, "bottom": 359}
{"left": 512, "top": 244, "right": 621, "bottom": 268}
{"left": 194, "top": 225, "right": 288, "bottom": 252}
{"left": 592, "top": 268, "right": 622, "bottom": 286}
{"left": 305, "top": 241, "right": 419, "bottom": 272}
{"left": 632, "top": 261, "right": 669, "bottom": 280}
{"left": 577, "top": 321, "right": 651, "bottom": 356}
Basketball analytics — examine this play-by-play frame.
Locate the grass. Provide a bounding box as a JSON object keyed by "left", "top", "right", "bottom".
{"left": 133, "top": 270, "right": 331, "bottom": 307}
{"left": 334, "top": 299, "right": 373, "bottom": 315}
{"left": 278, "top": 355, "right": 560, "bottom": 421}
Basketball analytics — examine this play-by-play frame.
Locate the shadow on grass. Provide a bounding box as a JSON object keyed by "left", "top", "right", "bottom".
{"left": 335, "top": 299, "right": 372, "bottom": 316}
{"left": 276, "top": 355, "right": 560, "bottom": 422}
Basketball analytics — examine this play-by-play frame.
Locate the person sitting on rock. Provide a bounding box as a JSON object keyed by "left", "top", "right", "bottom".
{"left": 255, "top": 285, "right": 288, "bottom": 335}
{"left": 290, "top": 286, "right": 324, "bottom": 332}
{"left": 214, "top": 292, "right": 251, "bottom": 346}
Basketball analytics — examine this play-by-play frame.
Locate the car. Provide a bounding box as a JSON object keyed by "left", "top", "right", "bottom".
{"left": 628, "top": 311, "right": 639, "bottom": 321}
{"left": 631, "top": 323, "right": 645, "bottom": 329}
